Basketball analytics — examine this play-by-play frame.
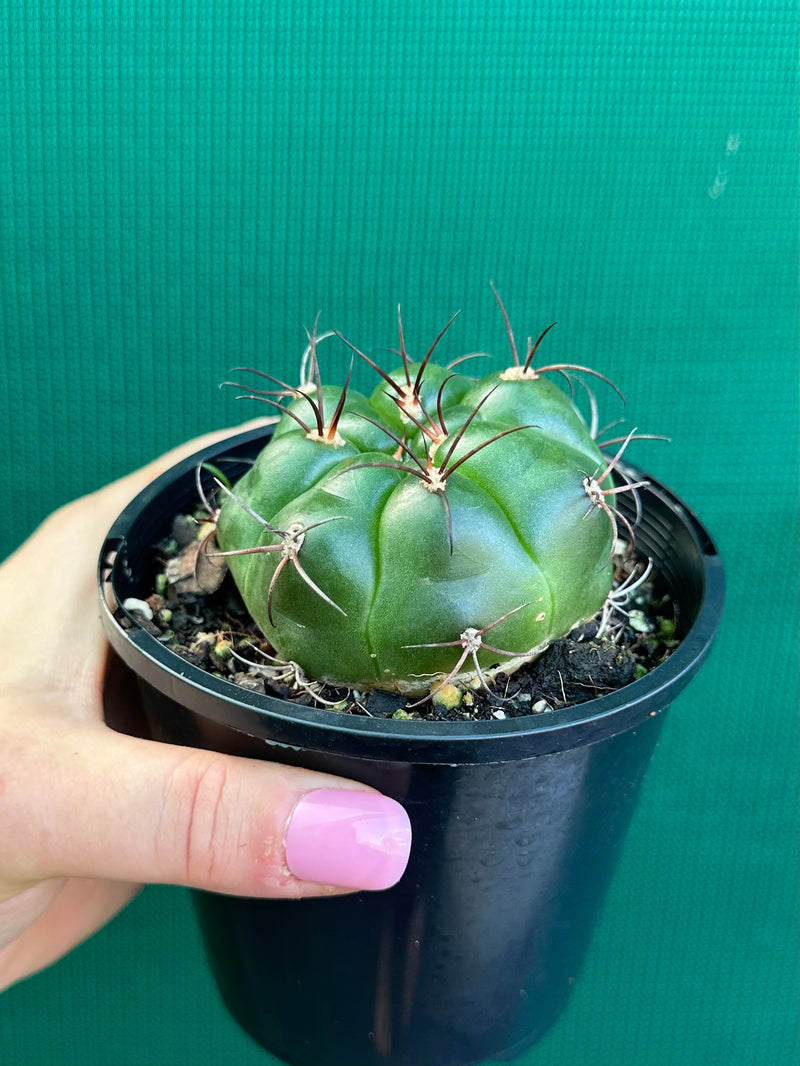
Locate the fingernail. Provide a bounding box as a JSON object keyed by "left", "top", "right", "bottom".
{"left": 285, "top": 789, "right": 412, "bottom": 891}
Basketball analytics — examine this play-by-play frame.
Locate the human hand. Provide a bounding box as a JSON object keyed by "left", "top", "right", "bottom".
{"left": 0, "top": 424, "right": 411, "bottom": 991}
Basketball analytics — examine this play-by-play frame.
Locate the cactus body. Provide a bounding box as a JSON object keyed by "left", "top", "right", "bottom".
{"left": 216, "top": 342, "right": 615, "bottom": 696}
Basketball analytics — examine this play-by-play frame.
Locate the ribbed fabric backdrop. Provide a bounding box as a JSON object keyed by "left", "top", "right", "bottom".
{"left": 1, "top": 1, "right": 797, "bottom": 1064}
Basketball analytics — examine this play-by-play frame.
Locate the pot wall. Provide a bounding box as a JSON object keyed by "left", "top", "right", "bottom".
{"left": 141, "top": 685, "right": 664, "bottom": 1066}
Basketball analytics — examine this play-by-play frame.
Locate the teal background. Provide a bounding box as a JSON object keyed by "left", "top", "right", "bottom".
{"left": 1, "top": 1, "right": 797, "bottom": 1064}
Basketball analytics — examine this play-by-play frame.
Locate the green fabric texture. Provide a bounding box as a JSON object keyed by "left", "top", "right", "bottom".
{"left": 1, "top": 1, "right": 797, "bottom": 1063}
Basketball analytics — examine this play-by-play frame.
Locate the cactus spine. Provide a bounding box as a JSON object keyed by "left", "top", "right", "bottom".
{"left": 215, "top": 304, "right": 627, "bottom": 698}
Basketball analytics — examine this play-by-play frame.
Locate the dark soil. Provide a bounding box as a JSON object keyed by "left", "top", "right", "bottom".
{"left": 123, "top": 514, "right": 680, "bottom": 723}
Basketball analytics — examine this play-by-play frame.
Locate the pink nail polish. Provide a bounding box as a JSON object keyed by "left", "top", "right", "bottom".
{"left": 285, "top": 789, "right": 412, "bottom": 891}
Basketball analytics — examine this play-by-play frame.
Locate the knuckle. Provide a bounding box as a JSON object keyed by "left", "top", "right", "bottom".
{"left": 161, "top": 753, "right": 239, "bottom": 886}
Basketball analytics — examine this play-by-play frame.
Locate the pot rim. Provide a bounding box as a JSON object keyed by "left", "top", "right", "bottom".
{"left": 99, "top": 426, "right": 725, "bottom": 763}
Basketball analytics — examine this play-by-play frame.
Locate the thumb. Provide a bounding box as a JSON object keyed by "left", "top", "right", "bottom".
{"left": 4, "top": 711, "right": 412, "bottom": 898}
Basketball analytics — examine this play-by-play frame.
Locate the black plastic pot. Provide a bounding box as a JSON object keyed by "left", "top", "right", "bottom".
{"left": 99, "top": 426, "right": 724, "bottom": 1066}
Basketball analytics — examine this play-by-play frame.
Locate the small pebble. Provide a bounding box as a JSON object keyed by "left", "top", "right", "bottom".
{"left": 171, "top": 515, "right": 198, "bottom": 547}
{"left": 122, "top": 597, "right": 153, "bottom": 621}
{"left": 628, "top": 609, "right": 655, "bottom": 634}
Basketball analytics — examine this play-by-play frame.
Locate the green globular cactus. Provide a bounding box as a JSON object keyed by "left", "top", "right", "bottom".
{"left": 214, "top": 303, "right": 633, "bottom": 698}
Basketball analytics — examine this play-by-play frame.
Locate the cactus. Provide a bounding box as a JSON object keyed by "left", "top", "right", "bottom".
{"left": 214, "top": 296, "right": 645, "bottom": 699}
